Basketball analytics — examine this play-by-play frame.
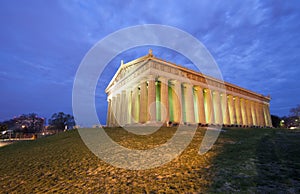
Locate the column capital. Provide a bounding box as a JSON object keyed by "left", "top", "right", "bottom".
{"left": 182, "top": 82, "right": 193, "bottom": 88}
{"left": 158, "top": 76, "right": 169, "bottom": 84}
{"left": 194, "top": 85, "right": 203, "bottom": 90}
{"left": 146, "top": 74, "right": 156, "bottom": 81}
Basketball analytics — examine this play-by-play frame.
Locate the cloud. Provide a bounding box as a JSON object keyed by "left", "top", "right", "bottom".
{"left": 0, "top": 0, "right": 300, "bottom": 123}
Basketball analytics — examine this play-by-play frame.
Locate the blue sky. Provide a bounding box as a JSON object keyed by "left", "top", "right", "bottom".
{"left": 0, "top": 0, "right": 300, "bottom": 125}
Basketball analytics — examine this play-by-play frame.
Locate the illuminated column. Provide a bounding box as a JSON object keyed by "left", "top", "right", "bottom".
{"left": 182, "top": 83, "right": 195, "bottom": 123}
{"left": 213, "top": 91, "right": 223, "bottom": 125}
{"left": 240, "top": 98, "right": 248, "bottom": 126}
{"left": 116, "top": 94, "right": 121, "bottom": 126}
{"left": 121, "top": 90, "right": 126, "bottom": 126}
{"left": 260, "top": 103, "right": 266, "bottom": 127}
{"left": 265, "top": 104, "right": 272, "bottom": 127}
{"left": 246, "top": 100, "right": 253, "bottom": 126}
{"left": 204, "top": 88, "right": 214, "bottom": 124}
{"left": 250, "top": 101, "right": 257, "bottom": 126}
{"left": 111, "top": 96, "right": 117, "bottom": 126}
{"left": 195, "top": 86, "right": 206, "bottom": 124}
{"left": 159, "top": 77, "right": 169, "bottom": 124}
{"left": 107, "top": 99, "right": 112, "bottom": 126}
{"left": 255, "top": 102, "right": 261, "bottom": 126}
{"left": 228, "top": 95, "right": 236, "bottom": 124}
{"left": 171, "top": 80, "right": 182, "bottom": 123}
{"left": 126, "top": 90, "right": 132, "bottom": 124}
{"left": 221, "top": 93, "right": 230, "bottom": 125}
{"left": 235, "top": 97, "right": 242, "bottom": 125}
{"left": 147, "top": 76, "right": 156, "bottom": 122}
{"left": 139, "top": 80, "right": 148, "bottom": 123}
{"left": 131, "top": 86, "right": 139, "bottom": 123}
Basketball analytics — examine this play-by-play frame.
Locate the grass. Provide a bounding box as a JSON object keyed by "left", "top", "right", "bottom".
{"left": 0, "top": 127, "right": 300, "bottom": 193}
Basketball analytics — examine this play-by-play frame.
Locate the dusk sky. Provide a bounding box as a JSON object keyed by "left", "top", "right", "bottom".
{"left": 1, "top": 0, "right": 300, "bottom": 126}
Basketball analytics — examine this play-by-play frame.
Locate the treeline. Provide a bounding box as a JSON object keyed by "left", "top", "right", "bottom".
{"left": 271, "top": 104, "right": 300, "bottom": 128}
{"left": 0, "top": 112, "right": 76, "bottom": 134}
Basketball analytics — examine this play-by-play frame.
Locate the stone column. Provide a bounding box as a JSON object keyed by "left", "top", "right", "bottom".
{"left": 116, "top": 94, "right": 121, "bottom": 126}
{"left": 240, "top": 98, "right": 248, "bottom": 126}
{"left": 139, "top": 80, "right": 148, "bottom": 123}
{"left": 126, "top": 90, "right": 132, "bottom": 125}
{"left": 250, "top": 101, "right": 257, "bottom": 126}
{"left": 204, "top": 88, "right": 214, "bottom": 124}
{"left": 182, "top": 83, "right": 195, "bottom": 124}
{"left": 228, "top": 95, "right": 236, "bottom": 125}
{"left": 255, "top": 102, "right": 261, "bottom": 126}
{"left": 195, "top": 86, "right": 206, "bottom": 124}
{"left": 159, "top": 77, "right": 169, "bottom": 124}
{"left": 147, "top": 75, "right": 156, "bottom": 122}
{"left": 246, "top": 100, "right": 253, "bottom": 126}
{"left": 221, "top": 93, "right": 230, "bottom": 125}
{"left": 111, "top": 96, "right": 117, "bottom": 126}
{"left": 265, "top": 104, "right": 272, "bottom": 127}
{"left": 107, "top": 99, "right": 112, "bottom": 127}
{"left": 172, "top": 80, "right": 182, "bottom": 124}
{"left": 213, "top": 91, "right": 223, "bottom": 125}
{"left": 235, "top": 97, "right": 242, "bottom": 125}
{"left": 121, "top": 90, "right": 126, "bottom": 126}
{"left": 131, "top": 86, "right": 139, "bottom": 123}
{"left": 260, "top": 103, "right": 266, "bottom": 127}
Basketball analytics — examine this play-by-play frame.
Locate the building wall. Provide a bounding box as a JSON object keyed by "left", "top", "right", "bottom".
{"left": 106, "top": 58, "right": 272, "bottom": 127}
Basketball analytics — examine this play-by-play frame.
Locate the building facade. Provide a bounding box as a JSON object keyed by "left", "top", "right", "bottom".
{"left": 105, "top": 50, "right": 272, "bottom": 127}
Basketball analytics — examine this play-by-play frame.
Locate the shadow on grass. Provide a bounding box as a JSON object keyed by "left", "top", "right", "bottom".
{"left": 255, "top": 130, "right": 300, "bottom": 193}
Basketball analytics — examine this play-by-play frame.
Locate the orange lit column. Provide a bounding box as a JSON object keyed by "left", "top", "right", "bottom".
{"left": 159, "top": 77, "right": 169, "bottom": 124}
{"left": 111, "top": 96, "right": 117, "bottom": 126}
{"left": 250, "top": 101, "right": 257, "bottom": 126}
{"left": 213, "top": 91, "right": 223, "bottom": 125}
{"left": 260, "top": 103, "right": 266, "bottom": 126}
{"left": 255, "top": 102, "right": 261, "bottom": 126}
{"left": 221, "top": 93, "right": 230, "bottom": 125}
{"left": 147, "top": 76, "right": 156, "bottom": 122}
{"left": 171, "top": 80, "right": 182, "bottom": 124}
{"left": 195, "top": 86, "right": 206, "bottom": 124}
{"left": 265, "top": 104, "right": 272, "bottom": 127}
{"left": 182, "top": 83, "right": 195, "bottom": 124}
{"left": 235, "top": 97, "right": 242, "bottom": 125}
{"left": 139, "top": 80, "right": 148, "bottom": 123}
{"left": 107, "top": 99, "right": 112, "bottom": 127}
{"left": 246, "top": 100, "right": 253, "bottom": 126}
{"left": 116, "top": 94, "right": 121, "bottom": 126}
{"left": 204, "top": 88, "right": 214, "bottom": 124}
{"left": 228, "top": 95, "right": 236, "bottom": 125}
{"left": 131, "top": 86, "right": 139, "bottom": 123}
{"left": 121, "top": 90, "right": 126, "bottom": 126}
{"left": 240, "top": 98, "right": 248, "bottom": 126}
{"left": 126, "top": 90, "right": 132, "bottom": 125}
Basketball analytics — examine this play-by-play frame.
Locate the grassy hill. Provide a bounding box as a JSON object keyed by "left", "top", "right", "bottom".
{"left": 1, "top": 127, "right": 300, "bottom": 193}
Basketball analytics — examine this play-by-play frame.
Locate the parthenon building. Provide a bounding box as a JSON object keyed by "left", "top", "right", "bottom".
{"left": 105, "top": 50, "right": 272, "bottom": 127}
